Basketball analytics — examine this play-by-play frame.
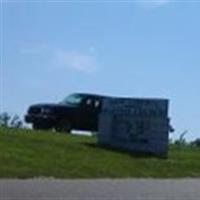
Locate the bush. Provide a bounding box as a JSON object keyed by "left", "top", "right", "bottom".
{"left": 190, "top": 138, "right": 200, "bottom": 147}
{"left": 0, "top": 112, "right": 23, "bottom": 129}
{"left": 174, "top": 131, "right": 188, "bottom": 146}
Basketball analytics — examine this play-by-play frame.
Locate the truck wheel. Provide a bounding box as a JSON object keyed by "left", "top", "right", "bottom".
{"left": 32, "top": 123, "right": 51, "bottom": 130}
{"left": 33, "top": 123, "right": 41, "bottom": 130}
{"left": 55, "top": 120, "right": 71, "bottom": 134}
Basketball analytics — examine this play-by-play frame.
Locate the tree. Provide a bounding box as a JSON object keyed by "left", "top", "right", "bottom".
{"left": 10, "top": 115, "right": 23, "bottom": 128}
{"left": 0, "top": 112, "right": 11, "bottom": 127}
{"left": 0, "top": 112, "right": 23, "bottom": 128}
{"left": 191, "top": 138, "right": 200, "bottom": 147}
{"left": 174, "top": 130, "right": 188, "bottom": 146}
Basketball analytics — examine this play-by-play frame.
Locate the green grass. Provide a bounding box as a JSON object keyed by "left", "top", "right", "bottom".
{"left": 0, "top": 127, "right": 200, "bottom": 178}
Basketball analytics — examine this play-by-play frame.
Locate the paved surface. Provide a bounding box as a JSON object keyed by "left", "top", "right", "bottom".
{"left": 0, "top": 179, "right": 200, "bottom": 200}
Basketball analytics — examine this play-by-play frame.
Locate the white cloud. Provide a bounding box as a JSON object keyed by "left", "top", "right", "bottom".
{"left": 55, "top": 50, "right": 98, "bottom": 74}
{"left": 18, "top": 44, "right": 99, "bottom": 74}
{"left": 136, "top": 0, "right": 170, "bottom": 8}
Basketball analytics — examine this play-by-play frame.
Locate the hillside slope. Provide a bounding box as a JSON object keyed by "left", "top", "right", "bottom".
{"left": 0, "top": 128, "right": 200, "bottom": 178}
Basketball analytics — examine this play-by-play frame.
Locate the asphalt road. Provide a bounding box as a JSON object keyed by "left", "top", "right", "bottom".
{"left": 0, "top": 179, "right": 200, "bottom": 200}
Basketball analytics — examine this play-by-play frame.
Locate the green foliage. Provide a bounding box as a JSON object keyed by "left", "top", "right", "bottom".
{"left": 191, "top": 138, "right": 200, "bottom": 147}
{"left": 0, "top": 112, "right": 10, "bottom": 127}
{"left": 174, "top": 130, "right": 188, "bottom": 146}
{"left": 0, "top": 112, "right": 23, "bottom": 128}
{"left": 0, "top": 127, "right": 200, "bottom": 178}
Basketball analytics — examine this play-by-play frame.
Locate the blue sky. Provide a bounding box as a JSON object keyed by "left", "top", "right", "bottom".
{"left": 1, "top": 0, "right": 200, "bottom": 140}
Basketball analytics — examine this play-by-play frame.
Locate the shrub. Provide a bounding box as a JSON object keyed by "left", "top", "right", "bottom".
{"left": 0, "top": 112, "right": 23, "bottom": 129}
{"left": 191, "top": 138, "right": 200, "bottom": 147}
{"left": 174, "top": 131, "right": 188, "bottom": 146}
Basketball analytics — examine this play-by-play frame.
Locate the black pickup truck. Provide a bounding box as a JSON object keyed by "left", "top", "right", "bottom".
{"left": 25, "top": 93, "right": 105, "bottom": 133}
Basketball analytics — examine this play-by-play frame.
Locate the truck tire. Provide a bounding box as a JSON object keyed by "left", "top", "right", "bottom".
{"left": 55, "top": 120, "right": 71, "bottom": 134}
{"left": 32, "top": 123, "right": 51, "bottom": 130}
{"left": 33, "top": 123, "right": 41, "bottom": 130}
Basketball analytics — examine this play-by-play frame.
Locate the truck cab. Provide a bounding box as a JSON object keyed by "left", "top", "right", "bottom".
{"left": 25, "top": 93, "right": 104, "bottom": 133}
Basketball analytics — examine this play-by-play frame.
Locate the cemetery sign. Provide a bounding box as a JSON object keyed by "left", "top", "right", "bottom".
{"left": 98, "top": 97, "right": 170, "bottom": 157}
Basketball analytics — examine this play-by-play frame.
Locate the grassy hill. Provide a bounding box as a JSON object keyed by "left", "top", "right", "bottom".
{"left": 0, "top": 127, "right": 200, "bottom": 178}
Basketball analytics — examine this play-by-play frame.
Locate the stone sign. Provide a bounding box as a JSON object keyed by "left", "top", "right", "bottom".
{"left": 97, "top": 97, "right": 170, "bottom": 157}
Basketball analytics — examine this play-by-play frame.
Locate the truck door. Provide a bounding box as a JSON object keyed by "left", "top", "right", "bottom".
{"left": 79, "top": 98, "right": 100, "bottom": 130}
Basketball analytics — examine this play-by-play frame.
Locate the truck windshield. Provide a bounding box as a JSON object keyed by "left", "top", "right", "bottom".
{"left": 61, "top": 94, "right": 83, "bottom": 105}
